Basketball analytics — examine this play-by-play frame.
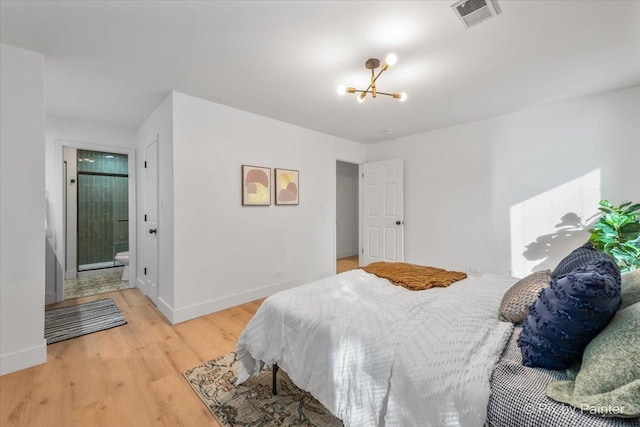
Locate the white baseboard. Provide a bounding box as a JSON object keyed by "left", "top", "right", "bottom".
{"left": 0, "top": 340, "right": 47, "bottom": 376}
{"left": 135, "top": 277, "right": 175, "bottom": 324}
{"left": 156, "top": 297, "right": 175, "bottom": 324}
{"left": 167, "top": 270, "right": 335, "bottom": 325}
{"left": 337, "top": 249, "right": 359, "bottom": 259}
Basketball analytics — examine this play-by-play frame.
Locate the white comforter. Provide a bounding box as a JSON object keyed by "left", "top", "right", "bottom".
{"left": 236, "top": 269, "right": 515, "bottom": 427}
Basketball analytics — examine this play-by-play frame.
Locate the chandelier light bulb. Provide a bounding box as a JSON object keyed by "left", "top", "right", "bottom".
{"left": 399, "top": 92, "right": 407, "bottom": 102}
{"left": 357, "top": 92, "right": 366, "bottom": 103}
{"left": 385, "top": 53, "right": 398, "bottom": 66}
{"left": 337, "top": 85, "right": 346, "bottom": 95}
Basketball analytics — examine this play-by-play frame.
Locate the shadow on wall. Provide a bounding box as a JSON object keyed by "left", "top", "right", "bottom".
{"left": 523, "top": 212, "right": 599, "bottom": 272}
{"left": 522, "top": 212, "right": 599, "bottom": 271}
{"left": 510, "top": 168, "right": 601, "bottom": 277}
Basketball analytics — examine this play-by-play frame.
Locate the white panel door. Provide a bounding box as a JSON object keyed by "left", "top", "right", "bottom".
{"left": 144, "top": 138, "right": 159, "bottom": 304}
{"left": 362, "top": 159, "right": 404, "bottom": 266}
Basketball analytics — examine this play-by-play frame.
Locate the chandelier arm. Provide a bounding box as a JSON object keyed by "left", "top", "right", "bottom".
{"left": 375, "top": 91, "right": 398, "bottom": 97}
{"left": 353, "top": 90, "right": 397, "bottom": 96}
{"left": 372, "top": 68, "right": 386, "bottom": 84}
{"left": 371, "top": 68, "right": 377, "bottom": 98}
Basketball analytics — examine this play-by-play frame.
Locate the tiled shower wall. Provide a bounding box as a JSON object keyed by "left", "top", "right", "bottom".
{"left": 77, "top": 150, "right": 128, "bottom": 269}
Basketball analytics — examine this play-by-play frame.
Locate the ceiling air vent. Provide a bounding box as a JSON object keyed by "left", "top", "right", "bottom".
{"left": 452, "top": 0, "right": 499, "bottom": 29}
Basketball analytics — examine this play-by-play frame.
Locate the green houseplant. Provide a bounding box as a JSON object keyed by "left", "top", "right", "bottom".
{"left": 589, "top": 200, "right": 640, "bottom": 272}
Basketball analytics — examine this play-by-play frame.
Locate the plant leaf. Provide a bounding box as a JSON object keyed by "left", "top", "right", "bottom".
{"left": 599, "top": 235, "right": 617, "bottom": 244}
{"left": 623, "top": 203, "right": 640, "bottom": 215}
{"left": 620, "top": 222, "right": 640, "bottom": 240}
{"left": 597, "top": 222, "right": 616, "bottom": 235}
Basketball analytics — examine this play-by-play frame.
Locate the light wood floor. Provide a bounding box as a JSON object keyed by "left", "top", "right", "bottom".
{"left": 1, "top": 289, "right": 263, "bottom": 427}
{"left": 336, "top": 255, "right": 359, "bottom": 274}
{"left": 2, "top": 261, "right": 361, "bottom": 427}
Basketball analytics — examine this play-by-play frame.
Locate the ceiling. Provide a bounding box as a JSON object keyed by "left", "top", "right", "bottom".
{"left": 1, "top": 1, "right": 639, "bottom": 143}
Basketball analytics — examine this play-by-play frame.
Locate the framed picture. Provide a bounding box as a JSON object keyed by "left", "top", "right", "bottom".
{"left": 242, "top": 165, "right": 271, "bottom": 206}
{"left": 274, "top": 168, "right": 299, "bottom": 205}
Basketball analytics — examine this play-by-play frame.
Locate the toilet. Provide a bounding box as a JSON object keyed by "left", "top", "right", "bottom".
{"left": 114, "top": 251, "right": 130, "bottom": 281}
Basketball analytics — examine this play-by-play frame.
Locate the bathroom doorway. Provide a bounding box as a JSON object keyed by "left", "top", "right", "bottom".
{"left": 63, "top": 148, "right": 129, "bottom": 299}
{"left": 55, "top": 141, "right": 137, "bottom": 302}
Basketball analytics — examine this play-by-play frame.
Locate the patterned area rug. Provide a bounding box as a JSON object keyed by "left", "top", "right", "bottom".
{"left": 183, "top": 352, "right": 343, "bottom": 427}
{"left": 45, "top": 298, "right": 127, "bottom": 344}
{"left": 65, "top": 271, "right": 128, "bottom": 299}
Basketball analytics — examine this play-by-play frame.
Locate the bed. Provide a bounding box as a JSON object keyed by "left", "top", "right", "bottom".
{"left": 236, "top": 267, "right": 640, "bottom": 427}
{"left": 487, "top": 326, "right": 640, "bottom": 427}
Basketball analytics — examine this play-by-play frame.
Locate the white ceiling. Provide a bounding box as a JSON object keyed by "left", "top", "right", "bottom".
{"left": 2, "top": 1, "right": 639, "bottom": 143}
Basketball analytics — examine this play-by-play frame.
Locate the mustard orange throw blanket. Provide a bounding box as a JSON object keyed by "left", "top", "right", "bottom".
{"left": 362, "top": 262, "right": 467, "bottom": 291}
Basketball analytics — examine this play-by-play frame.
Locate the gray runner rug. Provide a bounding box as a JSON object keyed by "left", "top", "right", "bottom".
{"left": 45, "top": 298, "right": 127, "bottom": 344}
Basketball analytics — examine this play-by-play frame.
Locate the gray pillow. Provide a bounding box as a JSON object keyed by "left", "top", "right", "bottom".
{"left": 546, "top": 302, "right": 640, "bottom": 418}
{"left": 621, "top": 269, "right": 640, "bottom": 310}
{"left": 499, "top": 270, "right": 551, "bottom": 323}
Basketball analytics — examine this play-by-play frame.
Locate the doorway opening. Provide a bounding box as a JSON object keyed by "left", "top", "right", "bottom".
{"left": 336, "top": 160, "right": 360, "bottom": 274}
{"left": 55, "top": 141, "right": 136, "bottom": 303}
{"left": 63, "top": 148, "right": 130, "bottom": 299}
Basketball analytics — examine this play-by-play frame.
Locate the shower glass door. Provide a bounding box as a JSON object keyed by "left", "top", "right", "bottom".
{"left": 77, "top": 150, "right": 129, "bottom": 271}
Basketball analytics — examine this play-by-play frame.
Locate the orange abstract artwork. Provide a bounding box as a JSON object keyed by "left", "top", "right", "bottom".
{"left": 275, "top": 168, "right": 299, "bottom": 205}
{"left": 242, "top": 165, "right": 271, "bottom": 205}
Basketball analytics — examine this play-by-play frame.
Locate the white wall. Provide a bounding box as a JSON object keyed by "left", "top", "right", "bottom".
{"left": 165, "top": 92, "right": 366, "bottom": 323}
{"left": 44, "top": 116, "right": 137, "bottom": 303}
{"left": 0, "top": 43, "right": 47, "bottom": 375}
{"left": 136, "top": 93, "right": 174, "bottom": 316}
{"left": 336, "top": 161, "right": 359, "bottom": 259}
{"left": 367, "top": 86, "right": 640, "bottom": 278}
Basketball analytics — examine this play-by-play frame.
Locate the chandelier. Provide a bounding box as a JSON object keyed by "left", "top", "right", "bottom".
{"left": 337, "top": 53, "right": 407, "bottom": 103}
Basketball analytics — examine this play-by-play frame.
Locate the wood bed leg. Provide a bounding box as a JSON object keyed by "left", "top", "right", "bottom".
{"left": 272, "top": 363, "right": 279, "bottom": 396}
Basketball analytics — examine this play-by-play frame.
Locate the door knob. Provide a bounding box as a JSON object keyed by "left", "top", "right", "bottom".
{"left": 149, "top": 228, "right": 157, "bottom": 234}
{"left": 395, "top": 220, "right": 404, "bottom": 225}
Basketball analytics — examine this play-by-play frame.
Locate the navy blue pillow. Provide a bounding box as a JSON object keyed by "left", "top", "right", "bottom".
{"left": 518, "top": 259, "right": 621, "bottom": 369}
{"left": 552, "top": 241, "right": 614, "bottom": 278}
